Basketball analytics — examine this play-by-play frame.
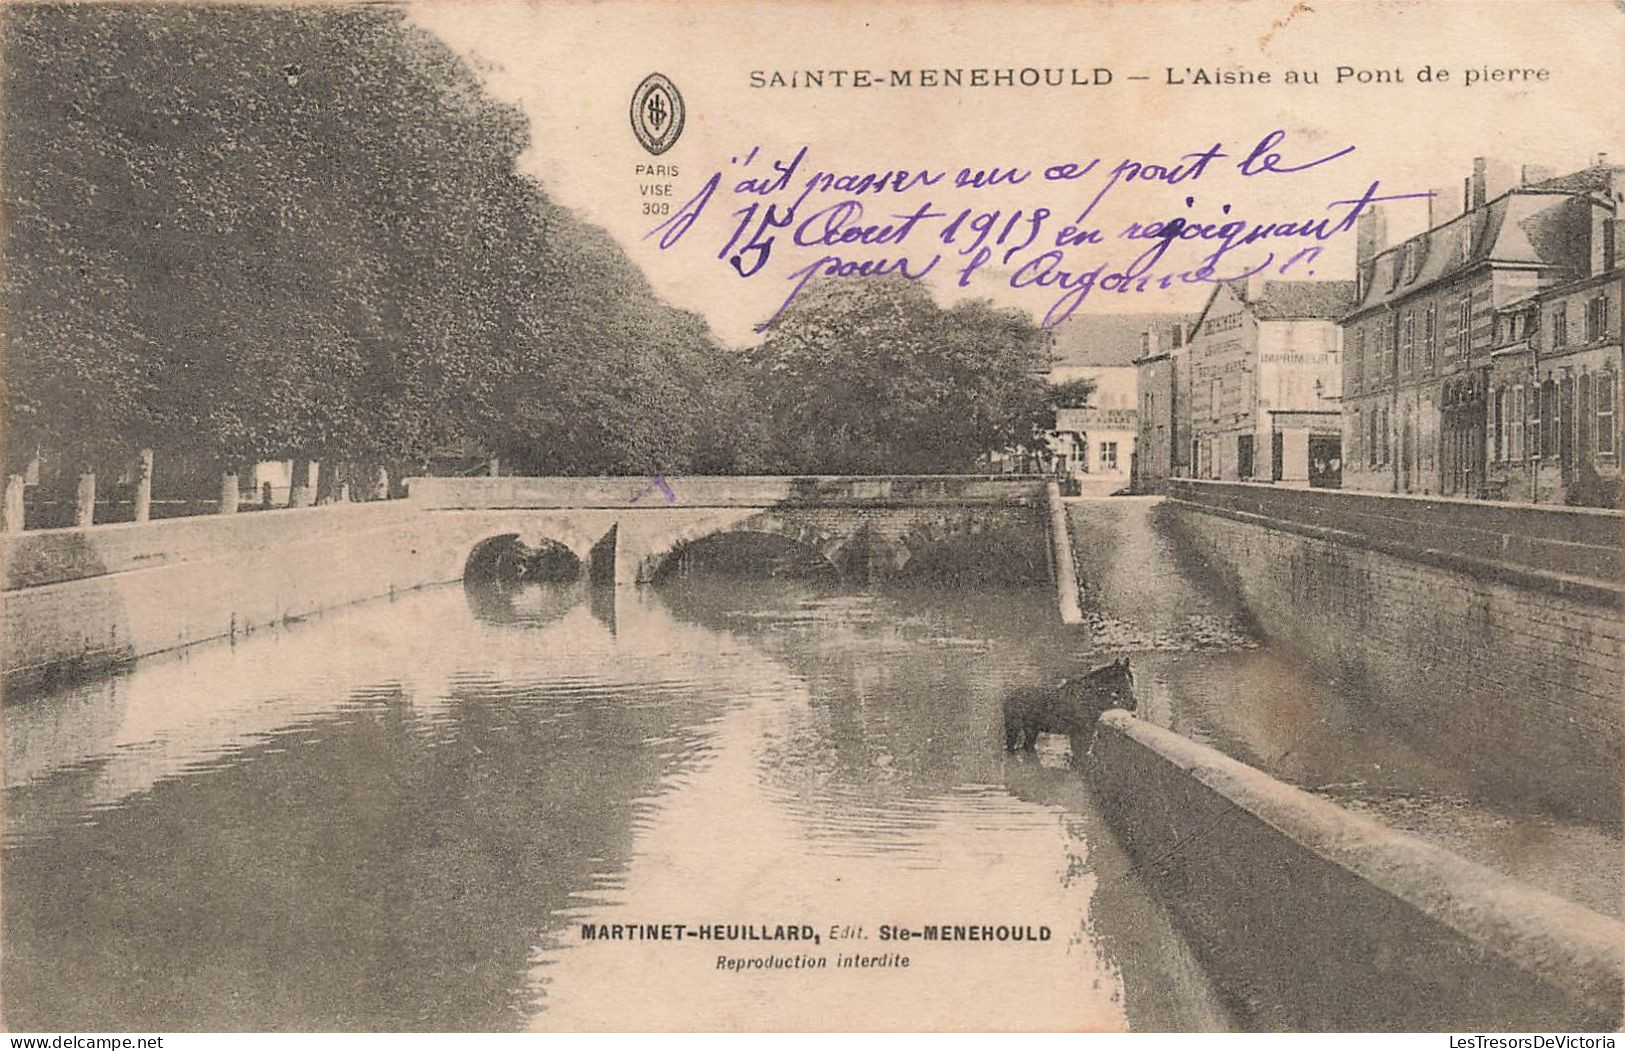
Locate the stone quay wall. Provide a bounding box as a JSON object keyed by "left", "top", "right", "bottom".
{"left": 1164, "top": 479, "right": 1623, "bottom": 824}
{"left": 1091, "top": 711, "right": 1624, "bottom": 1031}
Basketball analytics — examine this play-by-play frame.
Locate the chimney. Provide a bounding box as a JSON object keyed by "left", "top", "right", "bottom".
{"left": 1520, "top": 163, "right": 1555, "bottom": 187}
{"left": 1595, "top": 152, "right": 1611, "bottom": 167}
{"left": 1175, "top": 321, "right": 1190, "bottom": 349}
{"left": 1591, "top": 208, "right": 1608, "bottom": 276}
{"left": 1486, "top": 158, "right": 1516, "bottom": 200}
{"left": 1468, "top": 157, "right": 1488, "bottom": 211}
{"left": 1356, "top": 205, "right": 1388, "bottom": 266}
{"left": 1468, "top": 157, "right": 1516, "bottom": 210}
{"left": 1428, "top": 185, "right": 1462, "bottom": 228}
{"left": 1142, "top": 327, "right": 1160, "bottom": 358}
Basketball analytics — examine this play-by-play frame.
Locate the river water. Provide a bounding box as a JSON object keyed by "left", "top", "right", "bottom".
{"left": 3, "top": 572, "right": 1232, "bottom": 1032}
{"left": 6, "top": 497, "right": 1615, "bottom": 1031}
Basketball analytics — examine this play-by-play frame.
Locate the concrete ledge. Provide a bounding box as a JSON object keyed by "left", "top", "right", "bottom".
{"left": 4, "top": 502, "right": 416, "bottom": 591}
{"left": 1046, "top": 481, "right": 1083, "bottom": 624}
{"left": 406, "top": 474, "right": 1049, "bottom": 510}
{"left": 1177, "top": 497, "right": 1625, "bottom": 608}
{"left": 1169, "top": 479, "right": 1624, "bottom": 593}
{"left": 1090, "top": 711, "right": 1625, "bottom": 1031}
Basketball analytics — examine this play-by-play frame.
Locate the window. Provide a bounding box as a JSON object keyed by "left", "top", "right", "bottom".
{"left": 1424, "top": 302, "right": 1438, "bottom": 370}
{"left": 1579, "top": 373, "right": 1593, "bottom": 457}
{"left": 1540, "top": 380, "right": 1560, "bottom": 459}
{"left": 1531, "top": 382, "right": 1544, "bottom": 459}
{"left": 1380, "top": 407, "right": 1391, "bottom": 465}
{"left": 1587, "top": 295, "right": 1610, "bottom": 342}
{"left": 1510, "top": 384, "right": 1525, "bottom": 462}
{"left": 1551, "top": 304, "right": 1568, "bottom": 349}
{"left": 1353, "top": 329, "right": 1366, "bottom": 392}
{"left": 1493, "top": 387, "right": 1505, "bottom": 461}
{"left": 1421, "top": 397, "right": 1435, "bottom": 470}
{"left": 1210, "top": 378, "right": 1222, "bottom": 420}
{"left": 1350, "top": 408, "right": 1363, "bottom": 466}
{"left": 1368, "top": 409, "right": 1379, "bottom": 467}
{"left": 1401, "top": 311, "right": 1416, "bottom": 373}
{"left": 1100, "top": 442, "right": 1118, "bottom": 470}
{"left": 1599, "top": 373, "right": 1616, "bottom": 456}
{"left": 1457, "top": 296, "right": 1472, "bottom": 359}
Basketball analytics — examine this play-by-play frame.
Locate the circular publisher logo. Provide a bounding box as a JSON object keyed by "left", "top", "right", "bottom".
{"left": 631, "top": 72, "right": 684, "bottom": 156}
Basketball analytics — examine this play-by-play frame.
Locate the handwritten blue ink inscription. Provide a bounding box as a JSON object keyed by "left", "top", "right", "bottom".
{"left": 645, "top": 129, "right": 1430, "bottom": 330}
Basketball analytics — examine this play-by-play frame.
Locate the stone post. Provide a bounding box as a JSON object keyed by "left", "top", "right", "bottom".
{"left": 288, "top": 457, "right": 313, "bottom": 508}
{"left": 3, "top": 473, "right": 25, "bottom": 531}
{"left": 486, "top": 457, "right": 501, "bottom": 477}
{"left": 74, "top": 469, "right": 96, "bottom": 527}
{"left": 370, "top": 465, "right": 390, "bottom": 501}
{"left": 219, "top": 471, "right": 240, "bottom": 515}
{"left": 132, "top": 448, "right": 154, "bottom": 523}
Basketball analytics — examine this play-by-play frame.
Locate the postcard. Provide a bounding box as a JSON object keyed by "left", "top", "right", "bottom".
{"left": 2, "top": 0, "right": 1621, "bottom": 1034}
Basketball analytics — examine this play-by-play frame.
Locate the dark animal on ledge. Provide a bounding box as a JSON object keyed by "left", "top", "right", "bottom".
{"left": 1002, "top": 657, "right": 1136, "bottom": 758}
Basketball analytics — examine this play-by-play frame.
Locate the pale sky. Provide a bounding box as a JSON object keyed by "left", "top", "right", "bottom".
{"left": 409, "top": 0, "right": 1625, "bottom": 346}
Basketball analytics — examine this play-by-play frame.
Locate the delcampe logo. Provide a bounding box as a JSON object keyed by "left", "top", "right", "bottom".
{"left": 630, "top": 72, "right": 684, "bottom": 155}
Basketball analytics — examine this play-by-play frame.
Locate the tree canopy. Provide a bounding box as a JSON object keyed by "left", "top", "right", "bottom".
{"left": 1, "top": 4, "right": 732, "bottom": 479}
{"left": 2, "top": 5, "right": 1058, "bottom": 486}
{"left": 744, "top": 277, "right": 1056, "bottom": 474}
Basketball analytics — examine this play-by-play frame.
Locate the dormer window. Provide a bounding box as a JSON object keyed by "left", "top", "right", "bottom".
{"left": 1403, "top": 237, "right": 1426, "bottom": 283}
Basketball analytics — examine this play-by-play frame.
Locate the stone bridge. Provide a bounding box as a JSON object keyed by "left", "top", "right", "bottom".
{"left": 407, "top": 474, "right": 1052, "bottom": 586}
{"left": 2, "top": 474, "right": 1058, "bottom": 690}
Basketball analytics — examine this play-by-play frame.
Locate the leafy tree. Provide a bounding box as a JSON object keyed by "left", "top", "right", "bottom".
{"left": 745, "top": 277, "right": 1054, "bottom": 474}
{"left": 1048, "top": 378, "right": 1099, "bottom": 410}
{"left": 1, "top": 4, "right": 741, "bottom": 488}
{"left": 4, "top": 5, "right": 1059, "bottom": 494}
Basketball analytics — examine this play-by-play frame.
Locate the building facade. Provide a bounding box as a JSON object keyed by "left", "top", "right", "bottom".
{"left": 1480, "top": 266, "right": 1623, "bottom": 505}
{"left": 1341, "top": 159, "right": 1620, "bottom": 500}
{"left": 1131, "top": 322, "right": 1192, "bottom": 492}
{"left": 1186, "top": 280, "right": 1354, "bottom": 483}
{"left": 1134, "top": 352, "right": 1175, "bottom": 492}
{"left": 1049, "top": 405, "right": 1138, "bottom": 492}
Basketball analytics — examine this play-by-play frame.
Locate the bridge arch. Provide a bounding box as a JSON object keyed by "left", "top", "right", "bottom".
{"left": 426, "top": 512, "right": 615, "bottom": 587}
{"left": 641, "top": 514, "right": 846, "bottom": 584}
{"left": 464, "top": 533, "right": 584, "bottom": 583}
{"left": 889, "top": 512, "right": 1047, "bottom": 584}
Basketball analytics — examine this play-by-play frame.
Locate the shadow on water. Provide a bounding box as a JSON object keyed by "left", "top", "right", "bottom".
{"left": 2, "top": 581, "right": 728, "bottom": 1031}
{"left": 462, "top": 576, "right": 584, "bottom": 626}
{"left": 641, "top": 573, "right": 1237, "bottom": 1030}
{"left": 1001, "top": 758, "right": 1242, "bottom": 1032}
{"left": 6, "top": 554, "right": 1240, "bottom": 1031}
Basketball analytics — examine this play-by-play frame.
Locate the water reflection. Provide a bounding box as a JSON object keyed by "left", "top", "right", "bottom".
{"left": 532, "top": 580, "right": 1230, "bottom": 1031}
{"left": 3, "top": 578, "right": 1233, "bottom": 1032}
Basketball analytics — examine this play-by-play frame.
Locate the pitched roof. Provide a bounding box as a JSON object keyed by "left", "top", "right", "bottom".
{"left": 1190, "top": 279, "right": 1356, "bottom": 336}
{"left": 1526, "top": 164, "right": 1625, "bottom": 196}
{"left": 1048, "top": 312, "right": 1193, "bottom": 368}
{"left": 1243, "top": 280, "right": 1358, "bottom": 320}
{"left": 1347, "top": 189, "right": 1592, "bottom": 319}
